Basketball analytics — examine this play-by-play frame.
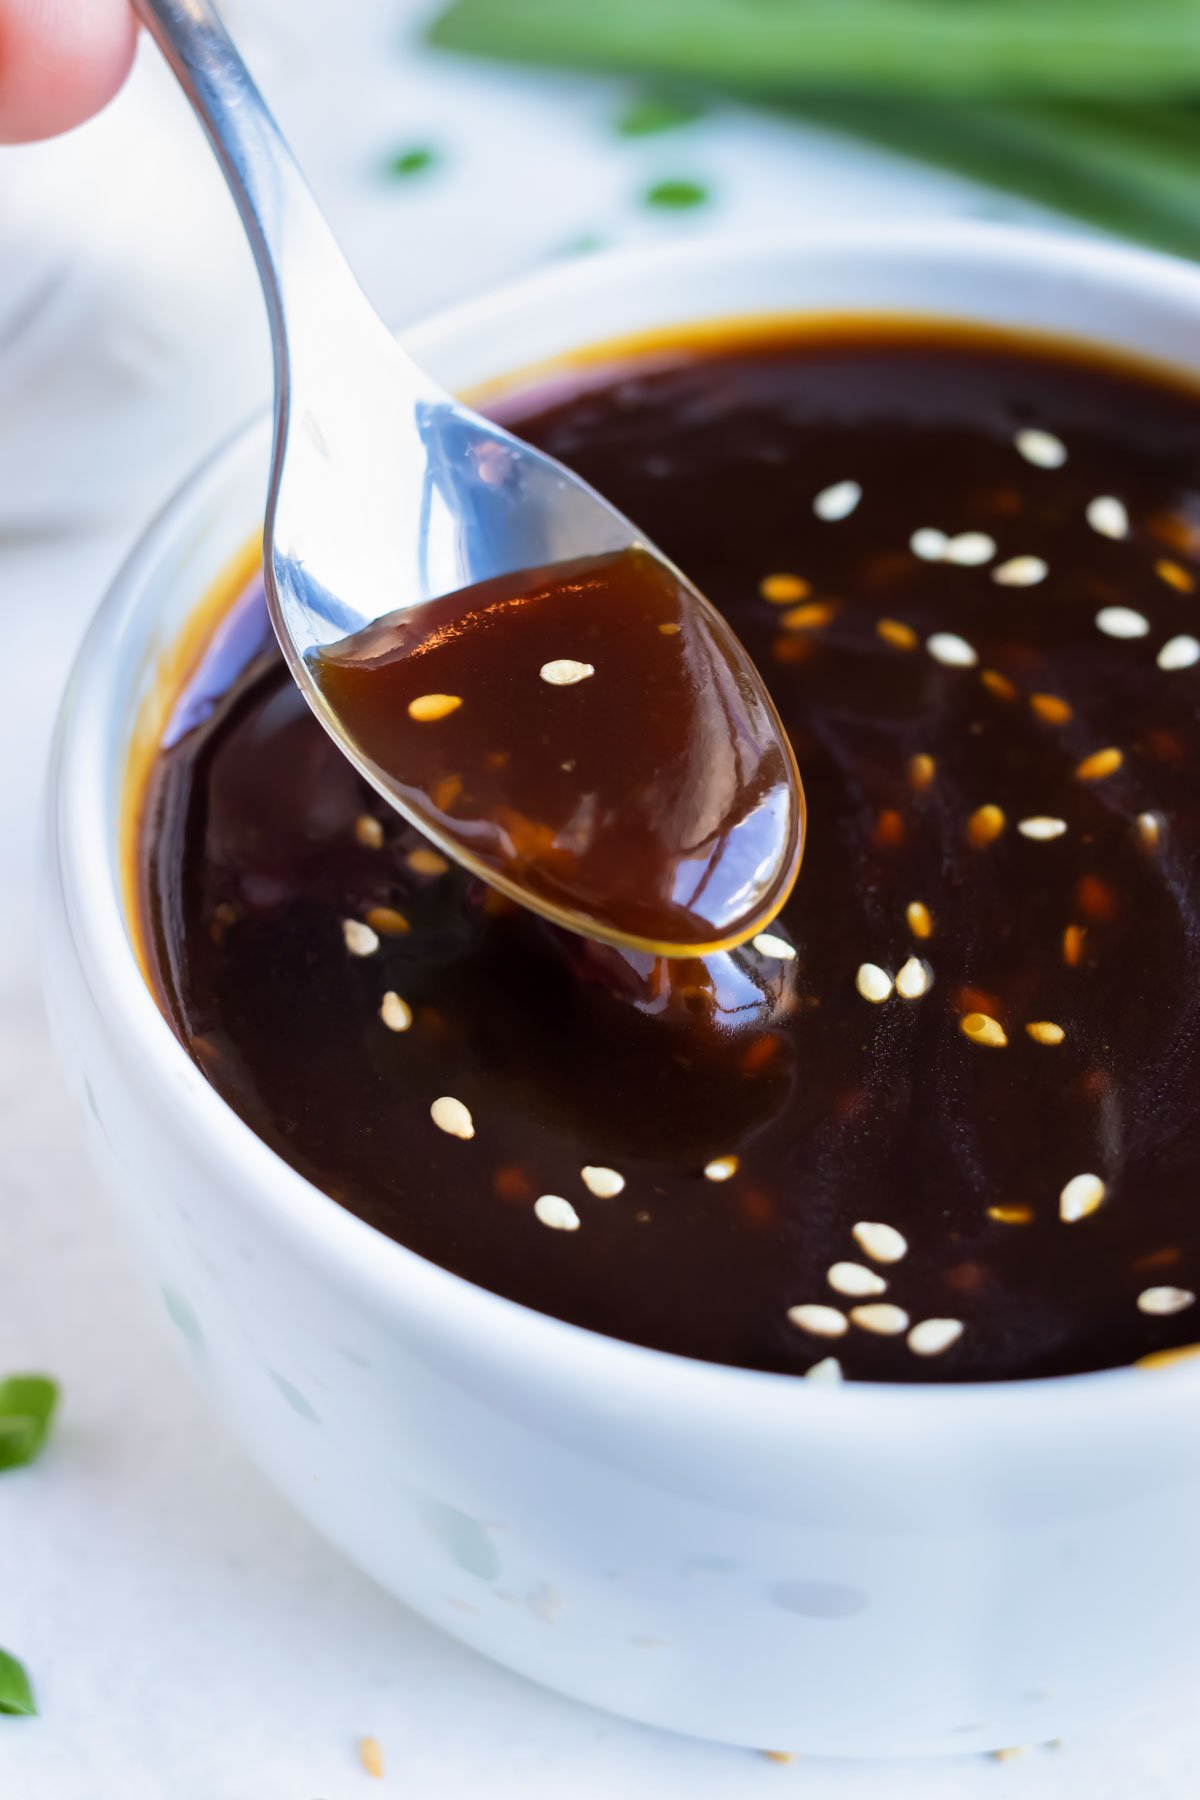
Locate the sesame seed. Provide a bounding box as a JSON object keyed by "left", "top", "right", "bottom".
{"left": 780, "top": 601, "right": 833, "bottom": 631}
{"left": 1063, "top": 923, "right": 1087, "bottom": 967}
{"left": 540, "top": 659, "right": 595, "bottom": 686}
{"left": 961, "top": 1011, "right": 1007, "bottom": 1048}
{"left": 1074, "top": 747, "right": 1124, "bottom": 782}
{"left": 359, "top": 1736, "right": 384, "bottom": 1780}
{"left": 813, "top": 479, "right": 861, "bottom": 521}
{"left": 342, "top": 918, "right": 380, "bottom": 957}
{"left": 1030, "top": 692, "right": 1072, "bottom": 725}
{"left": 1060, "top": 1173, "right": 1106, "bottom": 1223}
{"left": 366, "top": 906, "right": 410, "bottom": 936}
{"left": 988, "top": 1204, "right": 1034, "bottom": 1225}
{"left": 907, "top": 1318, "right": 964, "bottom": 1357}
{"left": 704, "top": 1154, "right": 739, "bottom": 1182}
{"left": 408, "top": 693, "right": 462, "bottom": 722}
{"left": 855, "top": 962, "right": 893, "bottom": 1004}
{"left": 534, "top": 1194, "right": 580, "bottom": 1231}
{"left": 850, "top": 1303, "right": 909, "bottom": 1336}
{"left": 1015, "top": 427, "right": 1066, "bottom": 468}
{"left": 992, "top": 555, "right": 1048, "bottom": 587}
{"left": 407, "top": 847, "right": 449, "bottom": 876}
{"left": 927, "top": 632, "right": 977, "bottom": 668}
{"left": 852, "top": 1221, "right": 908, "bottom": 1263}
{"left": 911, "top": 527, "right": 949, "bottom": 561}
{"left": 658, "top": 621, "right": 681, "bottom": 634}
{"left": 787, "top": 1304, "right": 848, "bottom": 1338}
{"left": 803, "top": 1357, "right": 843, "bottom": 1383}
{"left": 908, "top": 752, "right": 936, "bottom": 790}
{"left": 759, "top": 573, "right": 810, "bottom": 603}
{"left": 828, "top": 1261, "right": 887, "bottom": 1298}
{"left": 980, "top": 669, "right": 1018, "bottom": 701}
{"left": 380, "top": 991, "right": 412, "bottom": 1033}
{"left": 906, "top": 901, "right": 933, "bottom": 939}
{"left": 1025, "top": 1020, "right": 1064, "bottom": 1045}
{"left": 1156, "top": 558, "right": 1195, "bottom": 593}
{"left": 967, "top": 804, "right": 1007, "bottom": 847}
{"left": 581, "top": 1165, "right": 624, "bottom": 1198}
{"left": 1157, "top": 634, "right": 1200, "bottom": 671}
{"left": 752, "top": 931, "right": 797, "bottom": 961}
{"left": 354, "top": 814, "right": 384, "bottom": 849}
{"left": 1018, "top": 816, "right": 1068, "bottom": 841}
{"left": 895, "top": 956, "right": 930, "bottom": 999}
{"left": 876, "top": 617, "right": 918, "bottom": 651}
{"left": 1096, "top": 606, "right": 1149, "bottom": 639}
{"left": 943, "top": 531, "right": 996, "bottom": 567}
{"left": 1138, "top": 1286, "right": 1196, "bottom": 1316}
{"left": 1137, "top": 811, "right": 1164, "bottom": 848}
{"left": 1086, "top": 495, "right": 1128, "bottom": 539}
{"left": 1135, "top": 1343, "right": 1200, "bottom": 1372}
{"left": 430, "top": 1095, "right": 474, "bottom": 1140}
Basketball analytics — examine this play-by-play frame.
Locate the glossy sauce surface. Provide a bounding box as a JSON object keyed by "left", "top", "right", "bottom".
{"left": 312, "top": 545, "right": 801, "bottom": 953}
{"left": 137, "top": 325, "right": 1200, "bottom": 1381}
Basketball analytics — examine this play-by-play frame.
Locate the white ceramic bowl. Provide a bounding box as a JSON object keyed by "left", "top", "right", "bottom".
{"left": 41, "top": 223, "right": 1200, "bottom": 1758}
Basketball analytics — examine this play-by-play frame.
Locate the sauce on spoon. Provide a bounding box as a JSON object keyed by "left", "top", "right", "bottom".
{"left": 312, "top": 545, "right": 804, "bottom": 955}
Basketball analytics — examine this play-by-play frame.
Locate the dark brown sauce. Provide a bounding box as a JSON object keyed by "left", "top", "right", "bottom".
{"left": 311, "top": 545, "right": 802, "bottom": 953}
{"left": 137, "top": 323, "right": 1200, "bottom": 1381}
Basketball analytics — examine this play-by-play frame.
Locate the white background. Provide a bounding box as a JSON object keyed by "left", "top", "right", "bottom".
{"left": 0, "top": 2, "right": 1192, "bottom": 1793}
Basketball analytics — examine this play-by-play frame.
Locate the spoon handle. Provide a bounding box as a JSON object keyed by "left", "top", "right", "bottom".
{"left": 132, "top": 0, "right": 370, "bottom": 385}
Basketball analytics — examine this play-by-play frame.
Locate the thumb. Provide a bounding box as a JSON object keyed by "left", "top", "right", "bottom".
{"left": 0, "top": 0, "right": 137, "bottom": 143}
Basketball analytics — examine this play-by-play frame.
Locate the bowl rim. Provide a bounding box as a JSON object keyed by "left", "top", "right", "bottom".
{"left": 48, "top": 217, "right": 1200, "bottom": 1432}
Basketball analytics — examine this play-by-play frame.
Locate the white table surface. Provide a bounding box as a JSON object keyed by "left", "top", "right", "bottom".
{"left": 1, "top": 4, "right": 1194, "bottom": 1794}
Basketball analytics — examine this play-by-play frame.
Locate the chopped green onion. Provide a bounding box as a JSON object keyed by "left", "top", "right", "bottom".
{"left": 643, "top": 177, "right": 709, "bottom": 209}
{"left": 385, "top": 145, "right": 438, "bottom": 179}
{"left": 0, "top": 1651, "right": 36, "bottom": 1717}
{"left": 616, "top": 92, "right": 706, "bottom": 136}
{"left": 0, "top": 1376, "right": 58, "bottom": 1474}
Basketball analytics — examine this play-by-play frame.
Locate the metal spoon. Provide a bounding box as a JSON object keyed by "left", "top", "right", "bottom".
{"left": 133, "top": 0, "right": 804, "bottom": 956}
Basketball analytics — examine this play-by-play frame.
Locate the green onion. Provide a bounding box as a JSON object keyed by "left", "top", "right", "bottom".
{"left": 385, "top": 145, "right": 438, "bottom": 179}
{"left": 0, "top": 1376, "right": 58, "bottom": 1474}
{"left": 616, "top": 92, "right": 706, "bottom": 136}
{"left": 0, "top": 1651, "right": 36, "bottom": 1718}
{"left": 643, "top": 177, "right": 710, "bottom": 209}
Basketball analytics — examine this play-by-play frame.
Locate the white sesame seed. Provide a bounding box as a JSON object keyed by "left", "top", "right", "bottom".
{"left": 943, "top": 532, "right": 996, "bottom": 567}
{"left": 354, "top": 814, "right": 384, "bottom": 849}
{"left": 827, "top": 1261, "right": 887, "bottom": 1298}
{"left": 1018, "top": 816, "right": 1068, "bottom": 840}
{"left": 992, "top": 555, "right": 1048, "bottom": 588}
{"left": 852, "top": 1221, "right": 908, "bottom": 1264}
{"left": 430, "top": 1095, "right": 474, "bottom": 1140}
{"left": 910, "top": 527, "right": 949, "bottom": 562}
{"left": 787, "top": 1303, "right": 848, "bottom": 1339}
{"left": 1096, "top": 606, "right": 1150, "bottom": 639}
{"left": 895, "top": 955, "right": 930, "bottom": 999}
{"left": 535, "top": 1194, "right": 580, "bottom": 1231}
{"left": 927, "top": 633, "right": 978, "bottom": 668}
{"left": 813, "top": 479, "right": 861, "bottom": 522}
{"left": 1059, "top": 1173, "right": 1106, "bottom": 1223}
{"left": 1157, "top": 635, "right": 1200, "bottom": 671}
{"left": 803, "top": 1356, "right": 844, "bottom": 1383}
{"left": 704, "top": 1154, "right": 739, "bottom": 1182}
{"left": 581, "top": 1165, "right": 624, "bottom": 1199}
{"left": 850, "top": 1303, "right": 910, "bottom": 1336}
{"left": 1138, "top": 1286, "right": 1196, "bottom": 1317}
{"left": 1015, "top": 428, "right": 1067, "bottom": 469}
{"left": 380, "top": 991, "right": 412, "bottom": 1033}
{"left": 342, "top": 918, "right": 380, "bottom": 957}
{"left": 1086, "top": 495, "right": 1128, "bottom": 539}
{"left": 1138, "top": 811, "right": 1164, "bottom": 848}
{"left": 855, "top": 962, "right": 893, "bottom": 1004}
{"left": 540, "top": 659, "right": 595, "bottom": 686}
{"left": 907, "top": 1318, "right": 965, "bottom": 1357}
{"left": 752, "top": 931, "right": 797, "bottom": 961}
